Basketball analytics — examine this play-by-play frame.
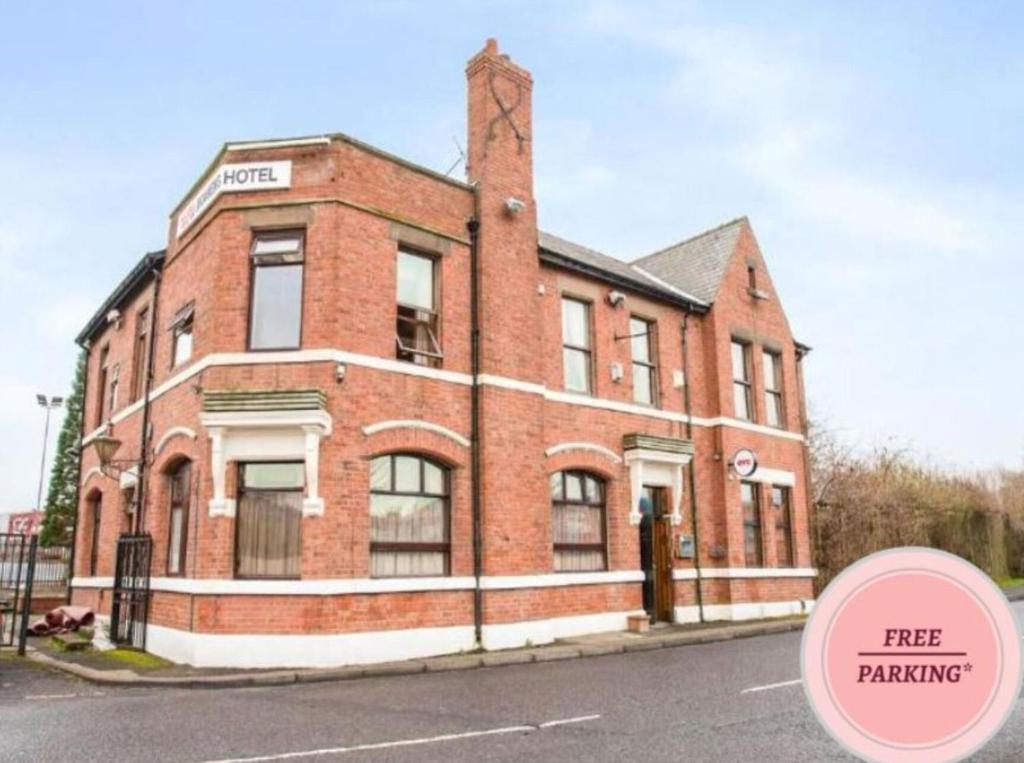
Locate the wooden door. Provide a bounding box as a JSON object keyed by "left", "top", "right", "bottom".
{"left": 653, "top": 497, "right": 674, "bottom": 622}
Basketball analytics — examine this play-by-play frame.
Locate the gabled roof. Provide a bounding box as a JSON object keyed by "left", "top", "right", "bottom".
{"left": 76, "top": 250, "right": 166, "bottom": 346}
{"left": 631, "top": 217, "right": 746, "bottom": 304}
{"left": 538, "top": 231, "right": 707, "bottom": 312}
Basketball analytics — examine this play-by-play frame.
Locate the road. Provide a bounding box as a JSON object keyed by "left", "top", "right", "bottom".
{"left": 2, "top": 603, "right": 1023, "bottom": 762}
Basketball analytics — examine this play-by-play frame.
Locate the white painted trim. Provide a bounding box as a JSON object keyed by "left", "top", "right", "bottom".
{"left": 72, "top": 571, "right": 644, "bottom": 595}
{"left": 479, "top": 570, "right": 643, "bottom": 590}
{"left": 78, "top": 350, "right": 803, "bottom": 446}
{"left": 145, "top": 622, "right": 477, "bottom": 668}
{"left": 673, "top": 567, "right": 817, "bottom": 580}
{"left": 480, "top": 609, "right": 646, "bottom": 651}
{"left": 80, "top": 466, "right": 106, "bottom": 486}
{"left": 674, "top": 599, "right": 814, "bottom": 623}
{"left": 630, "top": 265, "right": 707, "bottom": 305}
{"left": 154, "top": 426, "right": 198, "bottom": 456}
{"left": 362, "top": 419, "right": 470, "bottom": 448}
{"left": 226, "top": 137, "right": 331, "bottom": 151}
{"left": 199, "top": 409, "right": 333, "bottom": 434}
{"left": 544, "top": 442, "right": 622, "bottom": 464}
{"left": 750, "top": 466, "right": 796, "bottom": 486}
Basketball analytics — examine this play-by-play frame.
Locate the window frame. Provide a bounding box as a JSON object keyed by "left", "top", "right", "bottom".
{"left": 88, "top": 493, "right": 102, "bottom": 576}
{"left": 741, "top": 480, "right": 764, "bottom": 567}
{"left": 629, "top": 315, "right": 658, "bottom": 407}
{"left": 731, "top": 339, "right": 754, "bottom": 421}
{"left": 772, "top": 485, "right": 794, "bottom": 568}
{"left": 233, "top": 461, "right": 305, "bottom": 580}
{"left": 763, "top": 349, "right": 786, "bottom": 429}
{"left": 170, "top": 302, "right": 195, "bottom": 369}
{"left": 369, "top": 453, "right": 452, "bottom": 577}
{"left": 130, "top": 306, "right": 150, "bottom": 403}
{"left": 246, "top": 229, "right": 306, "bottom": 352}
{"left": 394, "top": 246, "right": 443, "bottom": 368}
{"left": 166, "top": 460, "right": 191, "bottom": 576}
{"left": 561, "top": 296, "right": 594, "bottom": 395}
{"left": 550, "top": 470, "right": 608, "bottom": 572}
{"left": 95, "top": 345, "right": 109, "bottom": 428}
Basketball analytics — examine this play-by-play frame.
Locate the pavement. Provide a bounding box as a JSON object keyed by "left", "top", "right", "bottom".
{"left": 2, "top": 602, "right": 1023, "bottom": 762}
{"left": 22, "top": 615, "right": 808, "bottom": 688}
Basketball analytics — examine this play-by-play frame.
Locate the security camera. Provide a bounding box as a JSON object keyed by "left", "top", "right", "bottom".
{"left": 504, "top": 197, "right": 527, "bottom": 215}
{"left": 607, "top": 290, "right": 626, "bottom": 307}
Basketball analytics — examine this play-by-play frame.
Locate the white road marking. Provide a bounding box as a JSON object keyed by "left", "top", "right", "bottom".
{"left": 197, "top": 715, "right": 602, "bottom": 763}
{"left": 741, "top": 679, "right": 803, "bottom": 694}
{"left": 24, "top": 693, "right": 78, "bottom": 700}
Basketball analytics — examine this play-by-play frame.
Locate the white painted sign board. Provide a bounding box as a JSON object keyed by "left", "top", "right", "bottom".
{"left": 176, "top": 160, "right": 292, "bottom": 238}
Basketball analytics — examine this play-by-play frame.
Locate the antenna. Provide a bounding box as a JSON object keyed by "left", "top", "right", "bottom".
{"left": 444, "top": 136, "right": 467, "bottom": 177}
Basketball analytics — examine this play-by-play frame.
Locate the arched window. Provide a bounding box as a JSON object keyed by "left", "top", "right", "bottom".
{"left": 550, "top": 471, "right": 607, "bottom": 572}
{"left": 369, "top": 454, "right": 450, "bottom": 577}
{"left": 87, "top": 492, "right": 102, "bottom": 576}
{"left": 166, "top": 460, "right": 191, "bottom": 576}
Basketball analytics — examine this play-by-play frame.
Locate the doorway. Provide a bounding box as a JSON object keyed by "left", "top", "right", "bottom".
{"left": 639, "top": 486, "right": 674, "bottom": 623}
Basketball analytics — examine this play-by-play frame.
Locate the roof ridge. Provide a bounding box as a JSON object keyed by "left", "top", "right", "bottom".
{"left": 632, "top": 215, "right": 748, "bottom": 264}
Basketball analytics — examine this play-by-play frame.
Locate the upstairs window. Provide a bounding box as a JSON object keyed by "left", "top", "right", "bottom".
{"left": 369, "top": 454, "right": 450, "bottom": 577}
{"left": 763, "top": 350, "right": 785, "bottom": 428}
{"left": 772, "top": 485, "right": 794, "bottom": 567}
{"left": 550, "top": 471, "right": 607, "bottom": 572}
{"left": 109, "top": 364, "right": 120, "bottom": 415}
{"left": 249, "top": 231, "right": 304, "bottom": 350}
{"left": 170, "top": 302, "right": 195, "bottom": 367}
{"left": 630, "top": 316, "right": 657, "bottom": 406}
{"left": 395, "top": 249, "right": 441, "bottom": 367}
{"left": 130, "top": 306, "right": 150, "bottom": 402}
{"left": 561, "top": 297, "right": 593, "bottom": 394}
{"left": 95, "top": 345, "right": 109, "bottom": 427}
{"left": 741, "top": 481, "right": 763, "bottom": 567}
{"left": 731, "top": 340, "right": 753, "bottom": 421}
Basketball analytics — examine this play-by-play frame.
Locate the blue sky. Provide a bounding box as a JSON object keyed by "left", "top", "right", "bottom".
{"left": 2, "top": 1, "right": 1021, "bottom": 509}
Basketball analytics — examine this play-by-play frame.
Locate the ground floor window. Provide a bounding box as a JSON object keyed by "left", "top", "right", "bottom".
{"left": 772, "top": 485, "right": 794, "bottom": 567}
{"left": 369, "top": 454, "right": 450, "bottom": 577}
{"left": 87, "top": 492, "right": 102, "bottom": 576}
{"left": 166, "top": 460, "right": 191, "bottom": 575}
{"left": 235, "top": 462, "right": 304, "bottom": 579}
{"left": 550, "top": 470, "right": 607, "bottom": 572}
{"left": 741, "top": 481, "right": 763, "bottom": 567}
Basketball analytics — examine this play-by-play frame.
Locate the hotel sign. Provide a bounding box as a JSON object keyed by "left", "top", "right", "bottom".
{"left": 176, "top": 160, "right": 292, "bottom": 238}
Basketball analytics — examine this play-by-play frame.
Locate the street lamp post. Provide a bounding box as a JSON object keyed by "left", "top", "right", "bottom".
{"left": 35, "top": 394, "right": 64, "bottom": 513}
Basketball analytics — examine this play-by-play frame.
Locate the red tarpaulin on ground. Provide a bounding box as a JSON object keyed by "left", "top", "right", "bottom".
{"left": 28, "top": 605, "right": 94, "bottom": 636}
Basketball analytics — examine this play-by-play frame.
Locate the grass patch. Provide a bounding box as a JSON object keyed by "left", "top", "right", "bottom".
{"left": 99, "top": 648, "right": 173, "bottom": 670}
{"left": 996, "top": 577, "right": 1024, "bottom": 590}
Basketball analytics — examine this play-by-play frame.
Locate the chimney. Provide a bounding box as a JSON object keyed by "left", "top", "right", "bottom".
{"left": 465, "top": 38, "right": 541, "bottom": 381}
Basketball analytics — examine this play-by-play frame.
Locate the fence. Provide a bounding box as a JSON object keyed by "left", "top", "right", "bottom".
{"left": 0, "top": 536, "right": 71, "bottom": 651}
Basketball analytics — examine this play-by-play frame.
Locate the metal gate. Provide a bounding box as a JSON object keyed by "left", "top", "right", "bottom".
{"left": 110, "top": 534, "right": 153, "bottom": 650}
{"left": 0, "top": 533, "right": 37, "bottom": 651}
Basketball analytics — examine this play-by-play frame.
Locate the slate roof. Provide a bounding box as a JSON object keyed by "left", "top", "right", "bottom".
{"left": 538, "top": 231, "right": 707, "bottom": 311}
{"left": 630, "top": 217, "right": 746, "bottom": 304}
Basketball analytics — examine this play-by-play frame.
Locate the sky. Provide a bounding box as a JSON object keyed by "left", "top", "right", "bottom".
{"left": 1, "top": 1, "right": 1021, "bottom": 509}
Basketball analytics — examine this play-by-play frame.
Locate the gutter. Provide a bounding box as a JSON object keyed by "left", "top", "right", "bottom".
{"left": 681, "top": 312, "right": 705, "bottom": 623}
{"left": 467, "top": 197, "right": 484, "bottom": 647}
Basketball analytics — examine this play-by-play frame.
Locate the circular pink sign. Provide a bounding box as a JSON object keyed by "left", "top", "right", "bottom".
{"left": 802, "top": 548, "right": 1022, "bottom": 762}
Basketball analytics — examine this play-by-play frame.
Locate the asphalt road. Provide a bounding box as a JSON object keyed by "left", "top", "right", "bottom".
{"left": 3, "top": 603, "right": 1024, "bottom": 763}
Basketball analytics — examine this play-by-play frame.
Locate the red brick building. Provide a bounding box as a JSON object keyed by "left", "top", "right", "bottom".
{"left": 71, "top": 39, "right": 815, "bottom": 668}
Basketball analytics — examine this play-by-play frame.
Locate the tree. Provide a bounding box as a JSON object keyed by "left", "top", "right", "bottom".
{"left": 40, "top": 351, "right": 85, "bottom": 546}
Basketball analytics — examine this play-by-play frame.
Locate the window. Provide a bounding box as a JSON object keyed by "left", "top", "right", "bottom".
{"left": 95, "top": 346, "right": 109, "bottom": 427}
{"left": 731, "top": 340, "right": 753, "bottom": 421}
{"left": 772, "top": 486, "right": 794, "bottom": 567}
{"left": 747, "top": 265, "right": 758, "bottom": 292}
{"left": 630, "top": 317, "right": 657, "bottom": 405}
{"left": 170, "top": 302, "right": 195, "bottom": 367}
{"left": 763, "top": 350, "right": 785, "bottom": 428}
{"left": 166, "top": 461, "right": 191, "bottom": 575}
{"left": 741, "top": 481, "right": 763, "bottom": 567}
{"left": 395, "top": 249, "right": 441, "bottom": 367}
{"left": 550, "top": 471, "right": 607, "bottom": 572}
{"left": 561, "top": 297, "right": 592, "bottom": 394}
{"left": 109, "top": 364, "right": 120, "bottom": 415}
{"left": 249, "top": 231, "right": 304, "bottom": 350}
{"left": 369, "top": 454, "right": 450, "bottom": 577}
{"left": 130, "top": 307, "right": 150, "bottom": 402}
{"left": 88, "top": 493, "right": 102, "bottom": 576}
{"left": 235, "top": 462, "right": 304, "bottom": 578}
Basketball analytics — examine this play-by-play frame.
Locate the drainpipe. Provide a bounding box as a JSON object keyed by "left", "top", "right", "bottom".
{"left": 133, "top": 258, "right": 162, "bottom": 536}
{"left": 681, "top": 313, "right": 705, "bottom": 623}
{"left": 467, "top": 198, "right": 484, "bottom": 648}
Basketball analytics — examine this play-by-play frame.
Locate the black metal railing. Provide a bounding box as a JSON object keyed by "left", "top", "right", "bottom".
{"left": 110, "top": 534, "right": 153, "bottom": 651}
{"left": 0, "top": 533, "right": 38, "bottom": 652}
